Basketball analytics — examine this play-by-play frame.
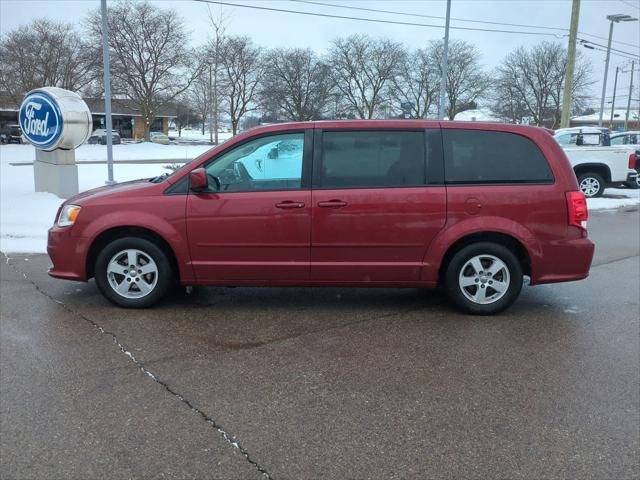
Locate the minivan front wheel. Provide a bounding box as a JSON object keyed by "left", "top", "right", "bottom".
{"left": 95, "top": 237, "right": 172, "bottom": 308}
{"left": 445, "top": 242, "right": 523, "bottom": 315}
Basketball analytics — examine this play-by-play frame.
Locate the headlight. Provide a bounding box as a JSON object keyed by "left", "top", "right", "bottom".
{"left": 57, "top": 204, "right": 82, "bottom": 227}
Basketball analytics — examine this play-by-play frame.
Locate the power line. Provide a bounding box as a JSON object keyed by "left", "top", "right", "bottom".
{"left": 290, "top": 0, "right": 640, "bottom": 50}
{"left": 578, "top": 38, "right": 640, "bottom": 60}
{"left": 292, "top": 0, "right": 567, "bottom": 31}
{"left": 619, "top": 0, "right": 640, "bottom": 11}
{"left": 194, "top": 0, "right": 559, "bottom": 36}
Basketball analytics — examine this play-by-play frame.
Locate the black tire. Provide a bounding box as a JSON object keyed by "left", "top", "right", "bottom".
{"left": 445, "top": 242, "right": 523, "bottom": 315}
{"left": 577, "top": 172, "right": 605, "bottom": 198}
{"left": 94, "top": 237, "right": 173, "bottom": 308}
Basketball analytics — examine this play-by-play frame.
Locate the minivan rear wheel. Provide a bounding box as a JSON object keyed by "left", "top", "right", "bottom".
{"left": 94, "top": 237, "right": 172, "bottom": 308}
{"left": 577, "top": 172, "right": 605, "bottom": 198}
{"left": 445, "top": 242, "right": 523, "bottom": 315}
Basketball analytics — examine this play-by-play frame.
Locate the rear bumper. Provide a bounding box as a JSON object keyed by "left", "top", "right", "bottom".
{"left": 47, "top": 227, "right": 89, "bottom": 281}
{"left": 531, "top": 235, "right": 595, "bottom": 285}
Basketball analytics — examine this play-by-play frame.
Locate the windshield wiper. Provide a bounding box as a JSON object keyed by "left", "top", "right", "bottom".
{"left": 150, "top": 172, "right": 170, "bottom": 183}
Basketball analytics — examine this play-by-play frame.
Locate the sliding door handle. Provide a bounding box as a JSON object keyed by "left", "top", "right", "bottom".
{"left": 275, "top": 201, "right": 305, "bottom": 209}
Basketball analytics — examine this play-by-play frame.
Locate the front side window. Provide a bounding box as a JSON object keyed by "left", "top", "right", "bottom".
{"left": 205, "top": 133, "right": 304, "bottom": 192}
{"left": 610, "top": 135, "right": 626, "bottom": 145}
{"left": 318, "top": 131, "right": 426, "bottom": 188}
{"left": 443, "top": 129, "right": 554, "bottom": 184}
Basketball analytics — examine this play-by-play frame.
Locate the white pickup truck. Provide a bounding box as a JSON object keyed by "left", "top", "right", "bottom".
{"left": 554, "top": 128, "right": 639, "bottom": 197}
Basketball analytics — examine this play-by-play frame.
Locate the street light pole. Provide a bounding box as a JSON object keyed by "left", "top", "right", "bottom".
{"left": 624, "top": 61, "right": 635, "bottom": 131}
{"left": 609, "top": 66, "right": 619, "bottom": 127}
{"left": 100, "top": 0, "right": 115, "bottom": 184}
{"left": 560, "top": 0, "right": 581, "bottom": 128}
{"left": 598, "top": 14, "right": 638, "bottom": 127}
{"left": 438, "top": 0, "right": 452, "bottom": 120}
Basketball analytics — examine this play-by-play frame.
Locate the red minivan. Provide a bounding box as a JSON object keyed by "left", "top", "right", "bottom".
{"left": 47, "top": 121, "right": 594, "bottom": 314}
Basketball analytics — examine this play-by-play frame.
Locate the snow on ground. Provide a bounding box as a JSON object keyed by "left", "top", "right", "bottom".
{"left": 587, "top": 188, "right": 640, "bottom": 211}
{"left": 1, "top": 143, "right": 212, "bottom": 253}
{"left": 168, "top": 129, "right": 233, "bottom": 143}
{"left": 1, "top": 143, "right": 639, "bottom": 254}
{"left": 4, "top": 142, "right": 212, "bottom": 164}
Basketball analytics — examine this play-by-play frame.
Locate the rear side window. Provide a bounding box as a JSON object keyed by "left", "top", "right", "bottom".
{"left": 443, "top": 129, "right": 553, "bottom": 184}
{"left": 318, "top": 131, "right": 426, "bottom": 188}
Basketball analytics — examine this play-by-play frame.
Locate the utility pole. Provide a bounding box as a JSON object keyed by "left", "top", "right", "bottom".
{"left": 598, "top": 14, "right": 638, "bottom": 126}
{"left": 100, "top": 0, "right": 115, "bottom": 184}
{"left": 208, "top": 61, "right": 213, "bottom": 144}
{"left": 560, "top": 0, "right": 580, "bottom": 128}
{"left": 624, "top": 61, "right": 635, "bottom": 131}
{"left": 610, "top": 66, "right": 619, "bottom": 127}
{"left": 438, "top": 0, "right": 451, "bottom": 120}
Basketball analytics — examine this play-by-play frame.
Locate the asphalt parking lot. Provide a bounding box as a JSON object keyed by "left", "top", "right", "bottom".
{"left": 1, "top": 208, "right": 639, "bottom": 480}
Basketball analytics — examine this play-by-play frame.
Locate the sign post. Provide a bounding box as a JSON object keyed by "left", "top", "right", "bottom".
{"left": 19, "top": 87, "right": 92, "bottom": 199}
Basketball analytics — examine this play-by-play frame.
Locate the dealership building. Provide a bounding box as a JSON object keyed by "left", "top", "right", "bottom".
{"left": 0, "top": 91, "right": 176, "bottom": 139}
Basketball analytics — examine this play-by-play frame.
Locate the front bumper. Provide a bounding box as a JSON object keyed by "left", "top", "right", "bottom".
{"left": 47, "top": 227, "right": 89, "bottom": 281}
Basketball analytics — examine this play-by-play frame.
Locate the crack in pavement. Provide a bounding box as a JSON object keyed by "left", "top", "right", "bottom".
{"left": 591, "top": 253, "right": 640, "bottom": 268}
{"left": 2, "top": 256, "right": 274, "bottom": 480}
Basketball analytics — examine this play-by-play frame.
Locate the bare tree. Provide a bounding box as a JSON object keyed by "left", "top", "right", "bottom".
{"left": 205, "top": 9, "right": 228, "bottom": 144}
{"left": 0, "top": 19, "right": 98, "bottom": 95}
{"left": 429, "top": 39, "right": 491, "bottom": 119}
{"left": 329, "top": 34, "right": 405, "bottom": 119}
{"left": 494, "top": 42, "right": 592, "bottom": 127}
{"left": 390, "top": 48, "right": 439, "bottom": 118}
{"left": 87, "top": 0, "right": 203, "bottom": 140}
{"left": 218, "top": 36, "right": 263, "bottom": 135}
{"left": 188, "top": 74, "right": 211, "bottom": 135}
{"left": 261, "top": 48, "right": 332, "bottom": 121}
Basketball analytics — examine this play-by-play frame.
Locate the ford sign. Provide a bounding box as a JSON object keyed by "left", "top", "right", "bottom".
{"left": 19, "top": 91, "right": 63, "bottom": 149}
{"left": 19, "top": 87, "right": 92, "bottom": 151}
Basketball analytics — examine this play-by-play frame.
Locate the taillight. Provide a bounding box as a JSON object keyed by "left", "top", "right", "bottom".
{"left": 629, "top": 153, "right": 637, "bottom": 170}
{"left": 566, "top": 191, "right": 588, "bottom": 229}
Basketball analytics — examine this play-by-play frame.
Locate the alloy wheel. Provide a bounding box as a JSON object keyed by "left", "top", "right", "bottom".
{"left": 579, "top": 177, "right": 600, "bottom": 197}
{"left": 106, "top": 249, "right": 158, "bottom": 299}
{"left": 458, "top": 254, "right": 511, "bottom": 305}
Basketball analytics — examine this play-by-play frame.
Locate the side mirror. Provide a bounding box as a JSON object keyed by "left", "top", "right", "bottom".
{"left": 189, "top": 168, "right": 208, "bottom": 191}
{"left": 268, "top": 147, "right": 279, "bottom": 159}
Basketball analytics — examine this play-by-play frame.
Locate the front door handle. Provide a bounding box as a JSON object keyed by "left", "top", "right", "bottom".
{"left": 275, "top": 201, "right": 305, "bottom": 209}
{"left": 318, "top": 200, "right": 348, "bottom": 208}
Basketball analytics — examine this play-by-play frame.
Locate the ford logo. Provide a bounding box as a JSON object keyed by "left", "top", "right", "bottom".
{"left": 19, "top": 91, "right": 63, "bottom": 149}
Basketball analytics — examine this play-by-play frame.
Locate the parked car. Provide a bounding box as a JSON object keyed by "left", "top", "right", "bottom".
{"left": 554, "top": 126, "right": 611, "bottom": 147}
{"left": 150, "top": 131, "right": 170, "bottom": 145}
{"left": 610, "top": 132, "right": 640, "bottom": 187}
{"left": 562, "top": 145, "right": 638, "bottom": 195}
{"left": 47, "top": 121, "right": 595, "bottom": 315}
{"left": 88, "top": 129, "right": 122, "bottom": 145}
{"left": 0, "top": 124, "right": 24, "bottom": 144}
{"left": 610, "top": 131, "right": 639, "bottom": 147}
{"left": 554, "top": 127, "right": 638, "bottom": 193}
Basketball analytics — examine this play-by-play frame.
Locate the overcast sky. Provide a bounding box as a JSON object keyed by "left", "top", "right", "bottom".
{"left": 1, "top": 0, "right": 639, "bottom": 110}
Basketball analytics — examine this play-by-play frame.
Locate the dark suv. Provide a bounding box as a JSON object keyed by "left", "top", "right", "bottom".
{"left": 0, "top": 124, "right": 23, "bottom": 144}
